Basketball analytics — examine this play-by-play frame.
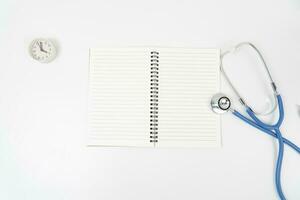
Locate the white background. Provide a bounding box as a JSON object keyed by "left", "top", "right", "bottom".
{"left": 0, "top": 0, "right": 299, "bottom": 199}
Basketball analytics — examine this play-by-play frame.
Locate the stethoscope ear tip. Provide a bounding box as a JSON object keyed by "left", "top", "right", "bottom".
{"left": 211, "top": 93, "right": 231, "bottom": 114}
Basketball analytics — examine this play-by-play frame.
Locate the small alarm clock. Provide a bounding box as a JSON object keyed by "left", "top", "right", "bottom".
{"left": 29, "top": 38, "right": 57, "bottom": 63}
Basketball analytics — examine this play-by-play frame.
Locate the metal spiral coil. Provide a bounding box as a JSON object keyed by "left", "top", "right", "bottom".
{"left": 150, "top": 51, "right": 159, "bottom": 143}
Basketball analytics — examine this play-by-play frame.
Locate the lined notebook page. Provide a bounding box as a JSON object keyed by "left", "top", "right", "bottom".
{"left": 88, "top": 48, "right": 152, "bottom": 147}
{"left": 156, "top": 48, "right": 220, "bottom": 147}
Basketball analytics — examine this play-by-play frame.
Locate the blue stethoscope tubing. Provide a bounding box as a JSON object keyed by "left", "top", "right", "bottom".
{"left": 232, "top": 94, "right": 299, "bottom": 200}
{"left": 233, "top": 95, "right": 299, "bottom": 154}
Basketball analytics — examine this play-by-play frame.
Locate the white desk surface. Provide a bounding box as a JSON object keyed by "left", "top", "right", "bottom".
{"left": 0, "top": 0, "right": 299, "bottom": 199}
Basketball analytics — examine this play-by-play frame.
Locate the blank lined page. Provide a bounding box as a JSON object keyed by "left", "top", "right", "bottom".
{"left": 156, "top": 48, "right": 221, "bottom": 147}
{"left": 88, "top": 48, "right": 152, "bottom": 147}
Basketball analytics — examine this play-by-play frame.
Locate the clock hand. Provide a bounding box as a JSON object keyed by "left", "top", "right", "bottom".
{"left": 41, "top": 47, "right": 48, "bottom": 53}
{"left": 40, "top": 42, "right": 44, "bottom": 51}
{"left": 37, "top": 42, "right": 42, "bottom": 51}
{"left": 39, "top": 42, "right": 48, "bottom": 53}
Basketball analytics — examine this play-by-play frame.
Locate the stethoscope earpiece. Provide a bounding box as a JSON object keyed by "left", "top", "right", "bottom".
{"left": 211, "top": 93, "right": 231, "bottom": 114}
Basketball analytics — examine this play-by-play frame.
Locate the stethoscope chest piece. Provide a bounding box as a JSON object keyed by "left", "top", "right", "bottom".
{"left": 211, "top": 93, "right": 231, "bottom": 114}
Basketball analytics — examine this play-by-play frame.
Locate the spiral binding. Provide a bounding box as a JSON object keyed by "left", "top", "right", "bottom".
{"left": 150, "top": 51, "right": 159, "bottom": 143}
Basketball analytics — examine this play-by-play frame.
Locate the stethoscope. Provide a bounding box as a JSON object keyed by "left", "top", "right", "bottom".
{"left": 210, "top": 42, "right": 300, "bottom": 200}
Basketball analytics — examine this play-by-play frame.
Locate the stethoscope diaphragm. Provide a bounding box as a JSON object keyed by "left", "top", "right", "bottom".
{"left": 211, "top": 93, "right": 231, "bottom": 114}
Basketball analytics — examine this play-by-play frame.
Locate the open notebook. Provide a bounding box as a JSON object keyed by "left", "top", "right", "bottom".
{"left": 88, "top": 47, "right": 221, "bottom": 147}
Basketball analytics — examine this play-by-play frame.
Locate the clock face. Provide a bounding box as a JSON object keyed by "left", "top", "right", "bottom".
{"left": 29, "top": 39, "right": 57, "bottom": 63}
